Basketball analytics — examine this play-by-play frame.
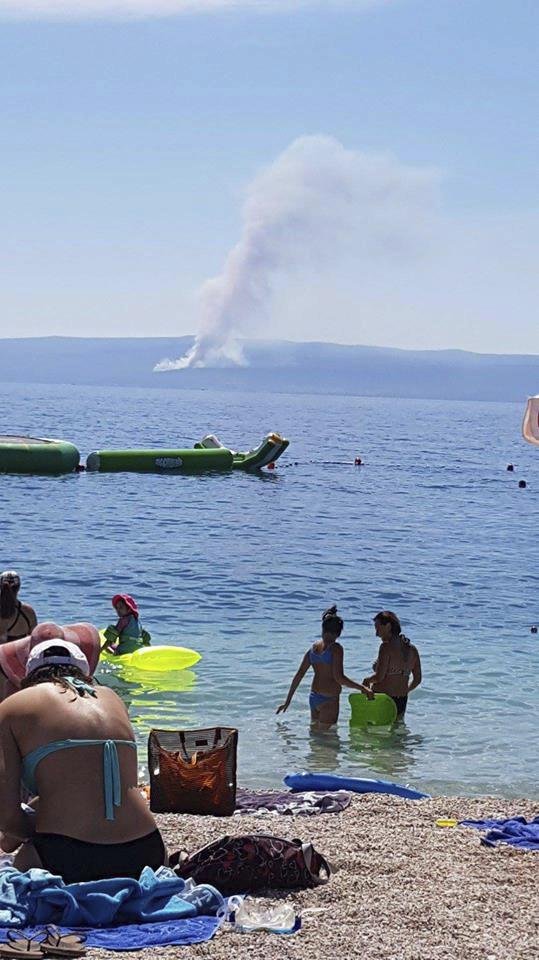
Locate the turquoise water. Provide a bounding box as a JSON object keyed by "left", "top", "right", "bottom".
{"left": 2, "top": 382, "right": 538, "bottom": 797}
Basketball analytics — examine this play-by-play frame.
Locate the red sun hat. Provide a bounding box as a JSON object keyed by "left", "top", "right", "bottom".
{"left": 112, "top": 594, "right": 139, "bottom": 617}
{"left": 0, "top": 621, "right": 101, "bottom": 692}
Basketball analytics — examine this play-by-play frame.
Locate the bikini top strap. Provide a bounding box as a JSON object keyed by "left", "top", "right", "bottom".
{"left": 64, "top": 676, "right": 97, "bottom": 698}
{"left": 309, "top": 644, "right": 333, "bottom": 664}
{"left": 19, "top": 605, "right": 31, "bottom": 632}
{"left": 21, "top": 738, "right": 137, "bottom": 819}
{"left": 5, "top": 602, "right": 22, "bottom": 634}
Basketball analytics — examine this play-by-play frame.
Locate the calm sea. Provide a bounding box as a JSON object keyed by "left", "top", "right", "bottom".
{"left": 2, "top": 382, "right": 538, "bottom": 798}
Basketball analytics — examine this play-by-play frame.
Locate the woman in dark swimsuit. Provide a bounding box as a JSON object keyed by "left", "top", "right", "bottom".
{"left": 363, "top": 610, "right": 422, "bottom": 718}
{"left": 0, "top": 571, "right": 37, "bottom": 643}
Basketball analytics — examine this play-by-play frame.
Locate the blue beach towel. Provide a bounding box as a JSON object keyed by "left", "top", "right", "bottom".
{"left": 0, "top": 919, "right": 221, "bottom": 951}
{"left": 0, "top": 866, "right": 224, "bottom": 928}
{"left": 461, "top": 816, "right": 539, "bottom": 850}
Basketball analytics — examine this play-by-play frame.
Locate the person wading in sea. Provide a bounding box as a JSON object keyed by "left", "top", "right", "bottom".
{"left": 362, "top": 610, "right": 422, "bottom": 718}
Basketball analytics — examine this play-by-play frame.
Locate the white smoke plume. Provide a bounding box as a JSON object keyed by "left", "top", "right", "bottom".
{"left": 155, "top": 135, "right": 440, "bottom": 370}
{"left": 0, "top": 0, "right": 391, "bottom": 20}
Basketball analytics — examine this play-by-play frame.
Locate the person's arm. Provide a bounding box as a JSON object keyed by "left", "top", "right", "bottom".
{"left": 408, "top": 648, "right": 422, "bottom": 693}
{"left": 0, "top": 710, "right": 36, "bottom": 841}
{"left": 332, "top": 645, "right": 374, "bottom": 697}
{"left": 276, "top": 653, "right": 310, "bottom": 714}
{"left": 363, "top": 643, "right": 388, "bottom": 688}
{"left": 1, "top": 799, "right": 38, "bottom": 853}
{"left": 100, "top": 625, "right": 120, "bottom": 652}
{"left": 25, "top": 605, "right": 38, "bottom": 633}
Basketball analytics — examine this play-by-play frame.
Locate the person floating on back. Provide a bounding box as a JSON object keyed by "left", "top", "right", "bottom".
{"left": 101, "top": 594, "right": 151, "bottom": 656}
{"left": 276, "top": 605, "right": 373, "bottom": 727}
{"left": 362, "top": 610, "right": 422, "bottom": 718}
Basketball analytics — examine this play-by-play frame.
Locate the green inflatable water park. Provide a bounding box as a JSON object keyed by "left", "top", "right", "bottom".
{"left": 86, "top": 446, "right": 233, "bottom": 474}
{"left": 86, "top": 432, "right": 289, "bottom": 474}
{"left": 0, "top": 436, "right": 81, "bottom": 475}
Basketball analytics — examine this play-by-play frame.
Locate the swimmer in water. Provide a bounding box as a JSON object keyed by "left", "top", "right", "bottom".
{"left": 276, "top": 605, "right": 373, "bottom": 727}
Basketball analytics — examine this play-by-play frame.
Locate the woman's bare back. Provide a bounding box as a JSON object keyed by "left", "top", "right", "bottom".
{"left": 4, "top": 682, "right": 155, "bottom": 843}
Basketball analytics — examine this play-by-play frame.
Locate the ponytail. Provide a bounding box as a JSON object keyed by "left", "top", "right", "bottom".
{"left": 321, "top": 604, "right": 344, "bottom": 638}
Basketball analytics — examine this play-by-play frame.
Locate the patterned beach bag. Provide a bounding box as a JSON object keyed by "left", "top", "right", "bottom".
{"left": 148, "top": 726, "right": 238, "bottom": 816}
{"left": 170, "top": 834, "right": 331, "bottom": 895}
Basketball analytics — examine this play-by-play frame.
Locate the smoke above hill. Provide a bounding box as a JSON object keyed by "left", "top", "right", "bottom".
{"left": 155, "top": 135, "right": 439, "bottom": 371}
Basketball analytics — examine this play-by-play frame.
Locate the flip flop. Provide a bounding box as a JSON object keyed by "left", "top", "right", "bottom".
{"left": 39, "top": 928, "right": 86, "bottom": 958}
{"left": 0, "top": 933, "right": 44, "bottom": 960}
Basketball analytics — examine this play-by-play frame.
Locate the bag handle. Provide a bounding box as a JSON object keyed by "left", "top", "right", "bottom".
{"left": 179, "top": 731, "right": 191, "bottom": 762}
{"left": 301, "top": 842, "right": 331, "bottom": 884}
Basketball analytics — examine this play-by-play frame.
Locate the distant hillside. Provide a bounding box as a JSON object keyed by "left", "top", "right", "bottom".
{"left": 1, "top": 336, "right": 539, "bottom": 401}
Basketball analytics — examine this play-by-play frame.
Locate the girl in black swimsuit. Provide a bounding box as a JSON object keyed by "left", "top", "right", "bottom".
{"left": 0, "top": 571, "right": 37, "bottom": 642}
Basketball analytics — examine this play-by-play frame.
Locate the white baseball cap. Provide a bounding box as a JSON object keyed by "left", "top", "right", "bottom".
{"left": 25, "top": 640, "right": 90, "bottom": 678}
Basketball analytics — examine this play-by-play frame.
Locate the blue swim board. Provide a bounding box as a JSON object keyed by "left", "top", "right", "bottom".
{"left": 349, "top": 692, "right": 397, "bottom": 726}
{"left": 284, "top": 772, "right": 429, "bottom": 800}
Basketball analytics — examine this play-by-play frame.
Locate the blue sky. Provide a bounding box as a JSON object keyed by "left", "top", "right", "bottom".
{"left": 1, "top": 0, "right": 538, "bottom": 353}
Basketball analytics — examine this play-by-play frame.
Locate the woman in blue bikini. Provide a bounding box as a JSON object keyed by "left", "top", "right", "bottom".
{"left": 0, "top": 638, "right": 165, "bottom": 881}
{"left": 276, "top": 606, "right": 373, "bottom": 726}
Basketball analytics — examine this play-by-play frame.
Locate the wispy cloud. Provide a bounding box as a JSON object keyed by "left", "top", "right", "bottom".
{"left": 0, "top": 0, "right": 390, "bottom": 21}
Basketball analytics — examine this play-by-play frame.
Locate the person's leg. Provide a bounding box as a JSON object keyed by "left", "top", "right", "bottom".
{"left": 392, "top": 695, "right": 408, "bottom": 718}
{"left": 309, "top": 692, "right": 322, "bottom": 725}
{"left": 316, "top": 697, "right": 339, "bottom": 728}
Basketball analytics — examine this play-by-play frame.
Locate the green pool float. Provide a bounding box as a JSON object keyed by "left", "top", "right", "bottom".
{"left": 349, "top": 692, "right": 398, "bottom": 726}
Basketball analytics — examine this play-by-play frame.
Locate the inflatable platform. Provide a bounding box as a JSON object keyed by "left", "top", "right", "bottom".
{"left": 0, "top": 436, "right": 80, "bottom": 475}
{"left": 86, "top": 432, "right": 289, "bottom": 474}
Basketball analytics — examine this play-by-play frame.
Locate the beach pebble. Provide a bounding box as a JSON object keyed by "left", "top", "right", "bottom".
{"left": 83, "top": 793, "right": 538, "bottom": 960}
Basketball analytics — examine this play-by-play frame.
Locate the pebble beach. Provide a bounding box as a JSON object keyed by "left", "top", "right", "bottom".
{"left": 89, "top": 793, "right": 538, "bottom": 960}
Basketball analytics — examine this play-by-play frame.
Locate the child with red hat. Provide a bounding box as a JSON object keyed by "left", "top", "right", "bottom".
{"left": 102, "top": 594, "right": 150, "bottom": 655}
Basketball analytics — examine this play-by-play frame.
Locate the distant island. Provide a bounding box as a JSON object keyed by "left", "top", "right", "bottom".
{"left": 1, "top": 336, "right": 538, "bottom": 402}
